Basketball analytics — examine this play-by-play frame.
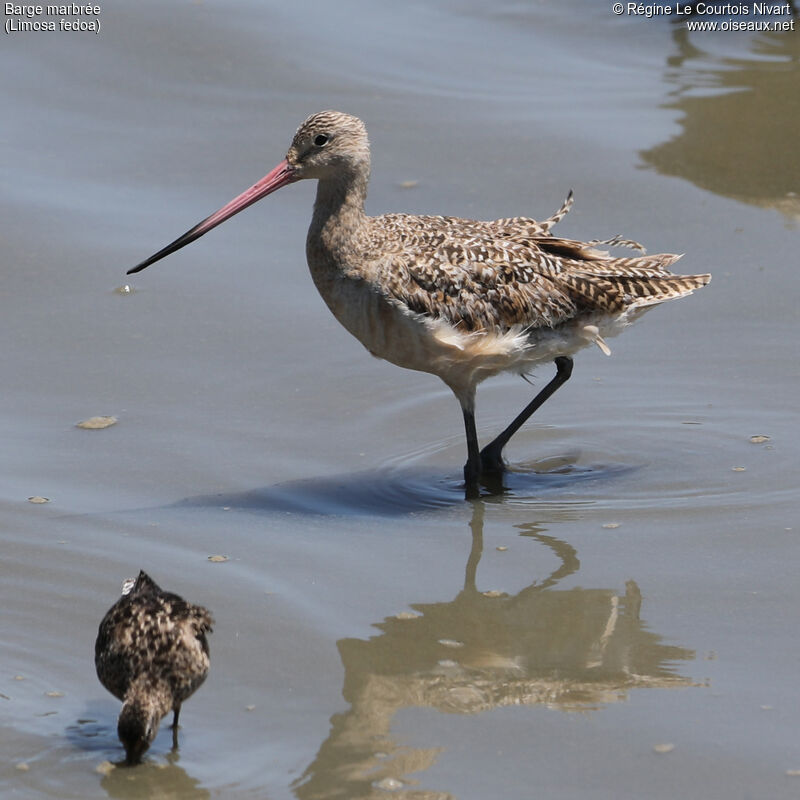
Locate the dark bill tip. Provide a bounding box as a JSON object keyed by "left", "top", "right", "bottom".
{"left": 126, "top": 160, "right": 297, "bottom": 275}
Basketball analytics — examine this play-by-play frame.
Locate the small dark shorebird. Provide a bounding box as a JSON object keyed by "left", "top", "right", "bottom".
{"left": 95, "top": 571, "right": 213, "bottom": 764}
{"left": 127, "top": 111, "right": 710, "bottom": 494}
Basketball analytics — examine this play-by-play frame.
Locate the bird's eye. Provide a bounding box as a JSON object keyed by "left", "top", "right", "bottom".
{"left": 314, "top": 133, "right": 330, "bottom": 147}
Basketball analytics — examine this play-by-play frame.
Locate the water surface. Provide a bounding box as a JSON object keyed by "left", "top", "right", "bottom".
{"left": 2, "top": 2, "right": 799, "bottom": 798}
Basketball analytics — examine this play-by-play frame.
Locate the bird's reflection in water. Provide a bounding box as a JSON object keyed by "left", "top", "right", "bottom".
{"left": 99, "top": 749, "right": 210, "bottom": 800}
{"left": 293, "top": 504, "right": 697, "bottom": 800}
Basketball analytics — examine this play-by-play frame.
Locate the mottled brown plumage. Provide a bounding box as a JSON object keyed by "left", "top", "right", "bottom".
{"left": 95, "top": 571, "right": 213, "bottom": 764}
{"left": 127, "top": 111, "right": 711, "bottom": 493}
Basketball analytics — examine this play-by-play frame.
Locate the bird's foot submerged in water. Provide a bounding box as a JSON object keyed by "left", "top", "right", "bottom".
{"left": 479, "top": 443, "right": 506, "bottom": 476}
{"left": 463, "top": 447, "right": 507, "bottom": 498}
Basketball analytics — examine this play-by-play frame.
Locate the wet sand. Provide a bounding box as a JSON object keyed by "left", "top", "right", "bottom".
{"left": 2, "top": 2, "right": 799, "bottom": 798}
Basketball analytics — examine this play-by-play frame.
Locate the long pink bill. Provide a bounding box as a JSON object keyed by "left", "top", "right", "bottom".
{"left": 127, "top": 160, "right": 298, "bottom": 275}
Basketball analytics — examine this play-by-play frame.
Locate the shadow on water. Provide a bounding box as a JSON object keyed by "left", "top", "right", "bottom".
{"left": 291, "top": 504, "right": 699, "bottom": 799}
{"left": 643, "top": 15, "right": 800, "bottom": 219}
{"left": 175, "top": 458, "right": 639, "bottom": 517}
{"left": 65, "top": 705, "right": 115, "bottom": 754}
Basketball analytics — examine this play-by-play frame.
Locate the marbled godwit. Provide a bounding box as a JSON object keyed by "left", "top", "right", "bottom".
{"left": 128, "top": 111, "right": 710, "bottom": 492}
{"left": 95, "top": 571, "right": 213, "bottom": 764}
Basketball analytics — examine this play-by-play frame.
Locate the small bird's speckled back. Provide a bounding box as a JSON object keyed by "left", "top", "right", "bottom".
{"left": 95, "top": 571, "right": 213, "bottom": 763}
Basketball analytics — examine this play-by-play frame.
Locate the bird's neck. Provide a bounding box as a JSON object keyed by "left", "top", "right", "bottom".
{"left": 124, "top": 675, "right": 173, "bottom": 718}
{"left": 309, "top": 168, "right": 369, "bottom": 258}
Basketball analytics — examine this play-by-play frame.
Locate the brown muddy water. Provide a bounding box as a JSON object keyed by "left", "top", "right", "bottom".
{"left": 2, "top": 2, "right": 799, "bottom": 798}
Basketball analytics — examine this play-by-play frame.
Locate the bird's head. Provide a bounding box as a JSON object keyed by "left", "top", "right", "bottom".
{"left": 117, "top": 696, "right": 161, "bottom": 765}
{"left": 286, "top": 110, "right": 370, "bottom": 181}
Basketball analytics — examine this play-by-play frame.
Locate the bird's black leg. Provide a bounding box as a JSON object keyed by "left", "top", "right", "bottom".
{"left": 480, "top": 356, "right": 574, "bottom": 474}
{"left": 462, "top": 406, "right": 482, "bottom": 496}
{"left": 171, "top": 706, "right": 181, "bottom": 749}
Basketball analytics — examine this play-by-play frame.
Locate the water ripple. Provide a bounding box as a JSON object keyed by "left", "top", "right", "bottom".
{"left": 176, "top": 457, "right": 637, "bottom": 518}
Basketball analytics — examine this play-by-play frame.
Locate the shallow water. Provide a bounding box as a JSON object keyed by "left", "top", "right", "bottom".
{"left": 2, "top": 2, "right": 799, "bottom": 798}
